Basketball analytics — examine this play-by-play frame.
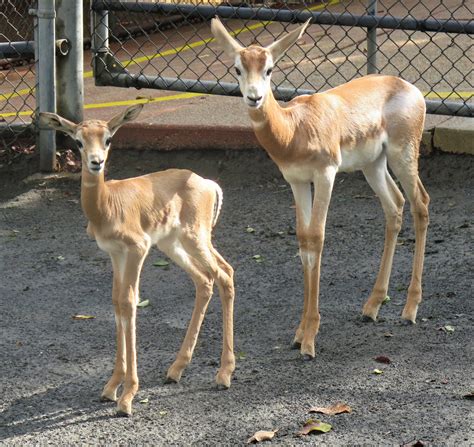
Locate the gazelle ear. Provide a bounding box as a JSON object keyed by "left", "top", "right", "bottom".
{"left": 211, "top": 17, "right": 243, "bottom": 58}
{"left": 266, "top": 18, "right": 311, "bottom": 64}
{"left": 38, "top": 112, "right": 77, "bottom": 137}
{"left": 108, "top": 103, "right": 144, "bottom": 135}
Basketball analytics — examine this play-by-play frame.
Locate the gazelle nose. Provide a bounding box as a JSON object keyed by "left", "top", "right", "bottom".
{"left": 91, "top": 159, "right": 104, "bottom": 166}
{"left": 247, "top": 95, "right": 262, "bottom": 103}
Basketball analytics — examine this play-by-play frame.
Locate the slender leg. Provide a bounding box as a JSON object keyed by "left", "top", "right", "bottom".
{"left": 211, "top": 248, "right": 235, "bottom": 389}
{"left": 299, "top": 166, "right": 336, "bottom": 359}
{"left": 361, "top": 156, "right": 405, "bottom": 321}
{"left": 164, "top": 238, "right": 235, "bottom": 388}
{"left": 161, "top": 241, "right": 215, "bottom": 383}
{"left": 289, "top": 182, "right": 312, "bottom": 348}
{"left": 116, "top": 247, "right": 148, "bottom": 417}
{"left": 101, "top": 252, "right": 127, "bottom": 402}
{"left": 397, "top": 175, "right": 430, "bottom": 323}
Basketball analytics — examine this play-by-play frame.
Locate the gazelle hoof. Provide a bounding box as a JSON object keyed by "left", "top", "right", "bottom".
{"left": 401, "top": 318, "right": 416, "bottom": 326}
{"left": 302, "top": 353, "right": 315, "bottom": 362}
{"left": 116, "top": 409, "right": 132, "bottom": 418}
{"left": 164, "top": 376, "right": 179, "bottom": 385}
{"left": 361, "top": 314, "right": 376, "bottom": 323}
{"left": 291, "top": 341, "right": 302, "bottom": 350}
{"left": 100, "top": 395, "right": 116, "bottom": 403}
{"left": 216, "top": 383, "right": 230, "bottom": 391}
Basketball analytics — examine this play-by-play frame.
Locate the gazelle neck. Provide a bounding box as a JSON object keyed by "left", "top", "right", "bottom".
{"left": 80, "top": 165, "right": 108, "bottom": 225}
{"left": 248, "top": 88, "right": 296, "bottom": 155}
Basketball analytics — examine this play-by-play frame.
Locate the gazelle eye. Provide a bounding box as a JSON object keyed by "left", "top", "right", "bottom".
{"left": 105, "top": 138, "right": 112, "bottom": 146}
{"left": 266, "top": 67, "right": 273, "bottom": 76}
{"left": 235, "top": 67, "right": 241, "bottom": 76}
{"left": 75, "top": 139, "right": 83, "bottom": 149}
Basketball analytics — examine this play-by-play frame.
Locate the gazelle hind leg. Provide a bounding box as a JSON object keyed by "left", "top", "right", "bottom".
{"left": 362, "top": 155, "right": 405, "bottom": 321}
{"left": 210, "top": 246, "right": 235, "bottom": 389}
{"left": 389, "top": 160, "right": 430, "bottom": 323}
{"left": 160, "top": 240, "right": 214, "bottom": 384}
{"left": 182, "top": 236, "right": 235, "bottom": 388}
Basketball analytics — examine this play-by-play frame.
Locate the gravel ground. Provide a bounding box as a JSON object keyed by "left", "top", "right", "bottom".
{"left": 0, "top": 149, "right": 472, "bottom": 445}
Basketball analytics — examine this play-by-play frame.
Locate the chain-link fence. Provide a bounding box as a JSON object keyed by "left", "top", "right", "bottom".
{"left": 91, "top": 0, "right": 473, "bottom": 116}
{"left": 0, "top": 0, "right": 37, "bottom": 159}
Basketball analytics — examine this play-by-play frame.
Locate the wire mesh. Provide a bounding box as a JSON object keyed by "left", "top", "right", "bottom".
{"left": 91, "top": 0, "right": 473, "bottom": 115}
{"left": 0, "top": 0, "right": 37, "bottom": 160}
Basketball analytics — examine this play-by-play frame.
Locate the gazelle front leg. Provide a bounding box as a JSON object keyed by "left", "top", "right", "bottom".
{"left": 289, "top": 181, "right": 312, "bottom": 349}
{"left": 101, "top": 253, "right": 126, "bottom": 402}
{"left": 116, "top": 246, "right": 148, "bottom": 417}
{"left": 290, "top": 167, "right": 336, "bottom": 359}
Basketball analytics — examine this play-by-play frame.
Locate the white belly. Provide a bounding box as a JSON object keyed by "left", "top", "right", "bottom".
{"left": 280, "top": 164, "right": 315, "bottom": 183}
{"left": 338, "top": 133, "right": 387, "bottom": 172}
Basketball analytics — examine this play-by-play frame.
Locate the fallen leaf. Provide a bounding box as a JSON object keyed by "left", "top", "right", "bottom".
{"left": 56, "top": 255, "right": 65, "bottom": 261}
{"left": 382, "top": 295, "right": 391, "bottom": 305}
{"left": 374, "top": 355, "right": 391, "bottom": 364}
{"left": 153, "top": 259, "right": 169, "bottom": 267}
{"left": 159, "top": 410, "right": 168, "bottom": 416}
{"left": 462, "top": 391, "right": 474, "bottom": 400}
{"left": 137, "top": 299, "right": 150, "bottom": 308}
{"left": 252, "top": 255, "right": 264, "bottom": 263}
{"left": 383, "top": 332, "right": 394, "bottom": 338}
{"left": 246, "top": 226, "right": 255, "bottom": 233}
{"left": 247, "top": 429, "right": 278, "bottom": 443}
{"left": 72, "top": 314, "right": 95, "bottom": 320}
{"left": 353, "top": 194, "right": 373, "bottom": 199}
{"left": 309, "top": 402, "right": 352, "bottom": 415}
{"left": 298, "top": 419, "right": 332, "bottom": 436}
{"left": 237, "top": 351, "right": 246, "bottom": 360}
{"left": 373, "top": 369, "right": 384, "bottom": 375}
{"left": 139, "top": 398, "right": 149, "bottom": 404}
{"left": 439, "top": 325, "right": 455, "bottom": 333}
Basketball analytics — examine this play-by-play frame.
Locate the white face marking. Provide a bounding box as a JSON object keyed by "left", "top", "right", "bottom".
{"left": 75, "top": 129, "right": 111, "bottom": 176}
{"left": 234, "top": 53, "right": 274, "bottom": 109}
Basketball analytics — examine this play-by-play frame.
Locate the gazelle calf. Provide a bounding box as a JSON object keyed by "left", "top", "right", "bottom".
{"left": 211, "top": 18, "right": 429, "bottom": 359}
{"left": 39, "top": 105, "right": 235, "bottom": 416}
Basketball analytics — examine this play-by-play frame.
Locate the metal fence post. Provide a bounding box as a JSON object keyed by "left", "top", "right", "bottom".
{"left": 56, "top": 0, "right": 84, "bottom": 124}
{"left": 366, "top": 0, "right": 378, "bottom": 74}
{"left": 34, "top": 0, "right": 57, "bottom": 172}
{"left": 91, "top": 6, "right": 110, "bottom": 84}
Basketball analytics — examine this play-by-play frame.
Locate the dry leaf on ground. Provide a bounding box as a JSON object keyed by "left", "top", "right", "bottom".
{"left": 463, "top": 391, "right": 474, "bottom": 400}
{"left": 72, "top": 314, "right": 95, "bottom": 320}
{"left": 309, "top": 402, "right": 352, "bottom": 415}
{"left": 297, "top": 419, "right": 332, "bottom": 436}
{"left": 374, "top": 355, "right": 391, "bottom": 364}
{"left": 247, "top": 429, "right": 278, "bottom": 443}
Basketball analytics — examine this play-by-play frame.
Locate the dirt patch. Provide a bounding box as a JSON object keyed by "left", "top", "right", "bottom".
{"left": 0, "top": 149, "right": 472, "bottom": 445}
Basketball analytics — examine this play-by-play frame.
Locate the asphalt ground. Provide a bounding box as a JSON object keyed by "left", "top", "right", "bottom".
{"left": 0, "top": 149, "right": 472, "bottom": 445}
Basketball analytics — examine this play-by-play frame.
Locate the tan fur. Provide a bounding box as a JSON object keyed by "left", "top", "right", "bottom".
{"left": 212, "top": 18, "right": 430, "bottom": 359}
{"left": 39, "top": 106, "right": 235, "bottom": 416}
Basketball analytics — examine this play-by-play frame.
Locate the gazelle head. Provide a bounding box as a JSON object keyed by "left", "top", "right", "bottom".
{"left": 211, "top": 17, "right": 310, "bottom": 109}
{"left": 39, "top": 104, "right": 144, "bottom": 175}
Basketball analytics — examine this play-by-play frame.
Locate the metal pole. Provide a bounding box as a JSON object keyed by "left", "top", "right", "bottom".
{"left": 367, "top": 0, "right": 377, "bottom": 74}
{"left": 33, "top": 0, "right": 57, "bottom": 172}
{"left": 91, "top": 6, "right": 110, "bottom": 84}
{"left": 56, "top": 0, "right": 84, "bottom": 123}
